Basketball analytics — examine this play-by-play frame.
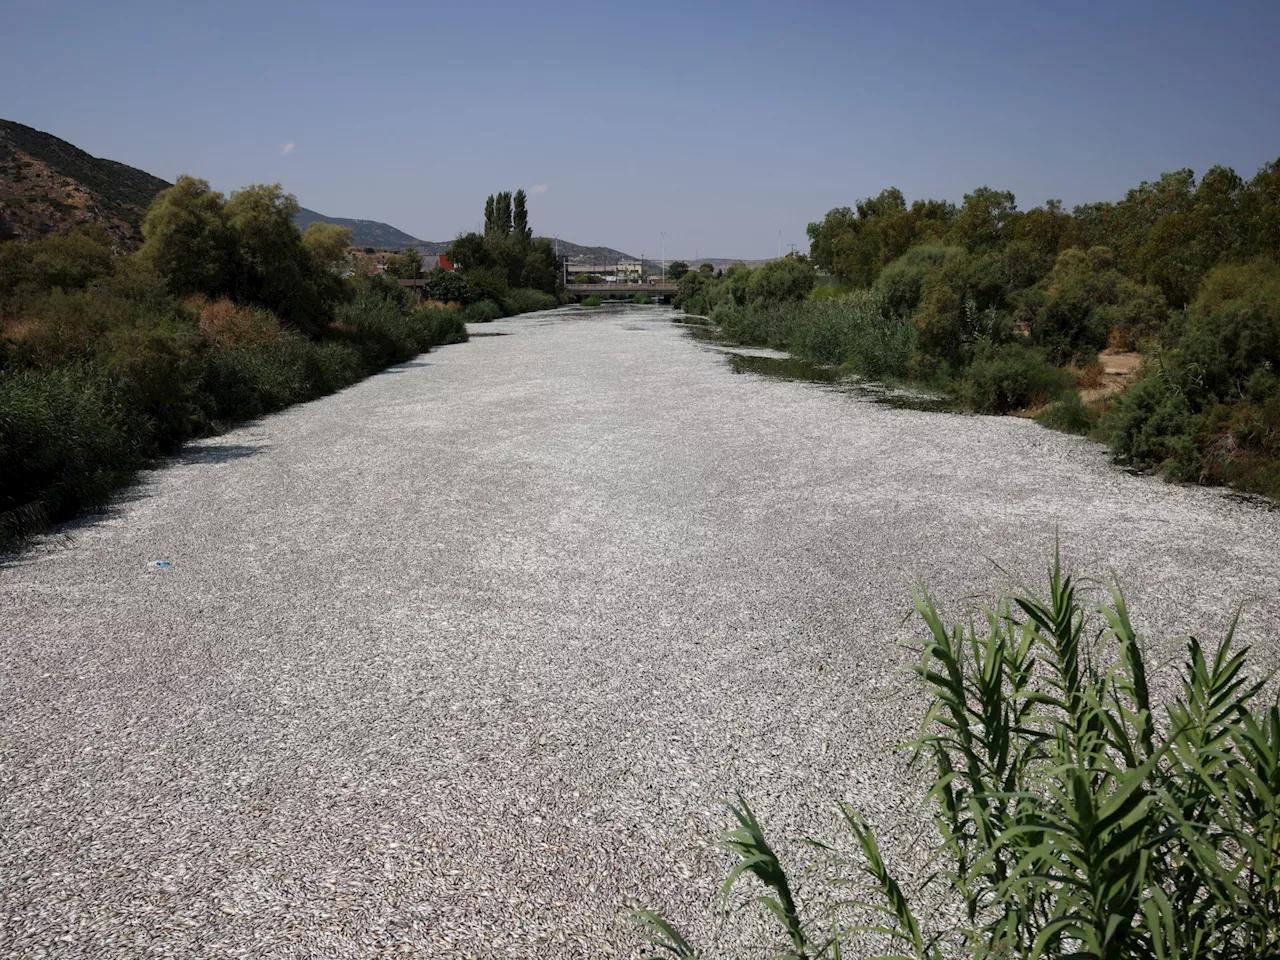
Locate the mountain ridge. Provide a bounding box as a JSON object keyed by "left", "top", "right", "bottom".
{"left": 0, "top": 119, "right": 742, "bottom": 268}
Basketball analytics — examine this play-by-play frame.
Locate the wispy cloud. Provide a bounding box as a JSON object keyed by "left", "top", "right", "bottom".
{"left": 530, "top": 183, "right": 548, "bottom": 196}
{"left": 281, "top": 141, "right": 295, "bottom": 155}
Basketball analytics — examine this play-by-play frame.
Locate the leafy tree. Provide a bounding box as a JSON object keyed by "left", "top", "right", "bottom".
{"left": 1244, "top": 157, "right": 1280, "bottom": 259}
{"left": 870, "top": 244, "right": 966, "bottom": 317}
{"left": 224, "top": 183, "right": 336, "bottom": 335}
{"left": 667, "top": 260, "right": 689, "bottom": 281}
{"left": 384, "top": 248, "right": 422, "bottom": 280}
{"left": 698, "top": 262, "right": 715, "bottom": 276}
{"left": 138, "top": 175, "right": 234, "bottom": 298}
{"left": 519, "top": 238, "right": 560, "bottom": 294}
{"left": 448, "top": 232, "right": 489, "bottom": 271}
{"left": 1017, "top": 247, "right": 1165, "bottom": 363}
{"left": 513, "top": 189, "right": 532, "bottom": 244}
{"left": 746, "top": 254, "right": 814, "bottom": 306}
{"left": 807, "top": 189, "right": 955, "bottom": 287}
{"left": 465, "top": 266, "right": 509, "bottom": 305}
{"left": 486, "top": 191, "right": 513, "bottom": 238}
{"left": 302, "top": 222, "right": 354, "bottom": 270}
{"left": 948, "top": 186, "right": 1020, "bottom": 253}
{"left": 424, "top": 266, "right": 470, "bottom": 303}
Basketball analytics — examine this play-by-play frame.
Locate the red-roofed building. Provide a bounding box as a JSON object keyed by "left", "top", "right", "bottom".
{"left": 428, "top": 254, "right": 455, "bottom": 272}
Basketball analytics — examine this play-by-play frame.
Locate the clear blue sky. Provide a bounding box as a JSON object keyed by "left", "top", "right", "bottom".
{"left": 6, "top": 0, "right": 1279, "bottom": 259}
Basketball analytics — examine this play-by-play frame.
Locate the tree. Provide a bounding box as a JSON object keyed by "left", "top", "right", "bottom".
{"left": 667, "top": 260, "right": 689, "bottom": 281}
{"left": 302, "top": 222, "right": 354, "bottom": 270}
{"left": 746, "top": 254, "right": 814, "bottom": 306}
{"left": 424, "top": 266, "right": 470, "bottom": 303}
{"left": 486, "top": 191, "right": 513, "bottom": 238}
{"left": 224, "top": 183, "right": 335, "bottom": 334}
{"left": 138, "top": 175, "right": 234, "bottom": 298}
{"left": 513, "top": 189, "right": 532, "bottom": 244}
{"left": 520, "top": 238, "right": 560, "bottom": 294}
{"left": 384, "top": 248, "right": 423, "bottom": 280}
{"left": 949, "top": 186, "right": 1020, "bottom": 253}
{"left": 448, "top": 232, "right": 490, "bottom": 271}
{"left": 698, "top": 262, "right": 715, "bottom": 276}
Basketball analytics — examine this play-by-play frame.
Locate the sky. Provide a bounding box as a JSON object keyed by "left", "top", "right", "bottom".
{"left": 5, "top": 0, "right": 1279, "bottom": 260}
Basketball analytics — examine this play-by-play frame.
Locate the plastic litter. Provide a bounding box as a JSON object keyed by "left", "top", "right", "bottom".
{"left": 150, "top": 560, "right": 172, "bottom": 568}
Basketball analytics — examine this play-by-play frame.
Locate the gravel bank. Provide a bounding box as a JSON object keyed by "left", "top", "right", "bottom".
{"left": 3, "top": 304, "right": 1279, "bottom": 957}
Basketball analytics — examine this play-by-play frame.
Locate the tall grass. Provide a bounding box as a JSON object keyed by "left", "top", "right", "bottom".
{"left": 713, "top": 292, "right": 917, "bottom": 381}
{"left": 502, "top": 287, "right": 558, "bottom": 315}
{"left": 634, "top": 553, "right": 1280, "bottom": 959}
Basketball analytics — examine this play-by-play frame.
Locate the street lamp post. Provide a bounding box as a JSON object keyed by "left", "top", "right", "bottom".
{"left": 660, "top": 231, "right": 666, "bottom": 286}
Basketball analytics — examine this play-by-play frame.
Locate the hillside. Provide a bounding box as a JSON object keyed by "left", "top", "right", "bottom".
{"left": 0, "top": 119, "right": 709, "bottom": 267}
{"left": 0, "top": 119, "right": 170, "bottom": 247}
{"left": 293, "top": 207, "right": 446, "bottom": 252}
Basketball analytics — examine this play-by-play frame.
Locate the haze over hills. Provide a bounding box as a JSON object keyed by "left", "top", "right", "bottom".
{"left": 0, "top": 118, "right": 753, "bottom": 269}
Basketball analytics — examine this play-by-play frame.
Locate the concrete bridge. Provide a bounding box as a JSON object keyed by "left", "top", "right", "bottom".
{"left": 566, "top": 282, "right": 678, "bottom": 300}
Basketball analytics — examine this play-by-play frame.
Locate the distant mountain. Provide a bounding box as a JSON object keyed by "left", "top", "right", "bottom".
{"left": 0, "top": 119, "right": 170, "bottom": 247}
{"left": 0, "top": 119, "right": 742, "bottom": 267}
{"left": 292, "top": 207, "right": 448, "bottom": 252}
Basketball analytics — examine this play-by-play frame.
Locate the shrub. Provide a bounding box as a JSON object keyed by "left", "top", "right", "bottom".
{"left": 745, "top": 255, "right": 815, "bottom": 306}
{"left": 1103, "top": 368, "right": 1201, "bottom": 479}
{"left": 870, "top": 244, "right": 966, "bottom": 317}
{"left": 635, "top": 556, "right": 1280, "bottom": 959}
{"left": 633, "top": 293, "right": 653, "bottom": 305}
{"left": 462, "top": 299, "right": 503, "bottom": 323}
{"left": 502, "top": 288, "right": 558, "bottom": 315}
{"left": 412, "top": 306, "right": 468, "bottom": 346}
{"left": 1034, "top": 389, "right": 1095, "bottom": 433}
{"left": 1019, "top": 247, "right": 1166, "bottom": 364}
{"left": 956, "top": 341, "right": 1073, "bottom": 413}
{"left": 463, "top": 266, "right": 509, "bottom": 306}
{"left": 424, "top": 266, "right": 470, "bottom": 304}
{"left": 189, "top": 296, "right": 282, "bottom": 347}
{"left": 201, "top": 334, "right": 363, "bottom": 423}
{"left": 581, "top": 296, "right": 602, "bottom": 307}
{"left": 0, "top": 366, "right": 142, "bottom": 547}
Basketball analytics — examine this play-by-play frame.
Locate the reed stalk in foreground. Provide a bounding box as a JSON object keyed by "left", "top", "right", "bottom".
{"left": 633, "top": 553, "right": 1279, "bottom": 959}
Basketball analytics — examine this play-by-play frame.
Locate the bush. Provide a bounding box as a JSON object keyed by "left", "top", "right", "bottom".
{"left": 633, "top": 293, "right": 653, "bottom": 305}
{"left": 870, "top": 244, "right": 966, "bottom": 317}
{"left": 1103, "top": 368, "right": 1201, "bottom": 479}
{"left": 0, "top": 366, "right": 141, "bottom": 546}
{"left": 462, "top": 299, "right": 503, "bottom": 322}
{"left": 424, "top": 266, "right": 471, "bottom": 304}
{"left": 710, "top": 295, "right": 920, "bottom": 383}
{"left": 957, "top": 341, "right": 1073, "bottom": 413}
{"left": 1034, "top": 389, "right": 1096, "bottom": 433}
{"left": 581, "top": 296, "right": 602, "bottom": 307}
{"left": 502, "top": 288, "right": 558, "bottom": 315}
{"left": 635, "top": 556, "right": 1280, "bottom": 959}
{"left": 412, "top": 306, "right": 468, "bottom": 346}
{"left": 745, "top": 255, "right": 815, "bottom": 306}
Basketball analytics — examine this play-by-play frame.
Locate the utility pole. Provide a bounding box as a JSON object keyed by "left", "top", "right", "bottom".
{"left": 660, "top": 231, "right": 666, "bottom": 286}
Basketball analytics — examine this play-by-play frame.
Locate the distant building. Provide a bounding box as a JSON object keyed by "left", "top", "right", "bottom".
{"left": 426, "top": 254, "right": 456, "bottom": 272}
{"left": 565, "top": 259, "right": 643, "bottom": 282}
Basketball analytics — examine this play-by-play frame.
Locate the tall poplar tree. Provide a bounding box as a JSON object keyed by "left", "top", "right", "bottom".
{"left": 513, "top": 189, "right": 532, "bottom": 244}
